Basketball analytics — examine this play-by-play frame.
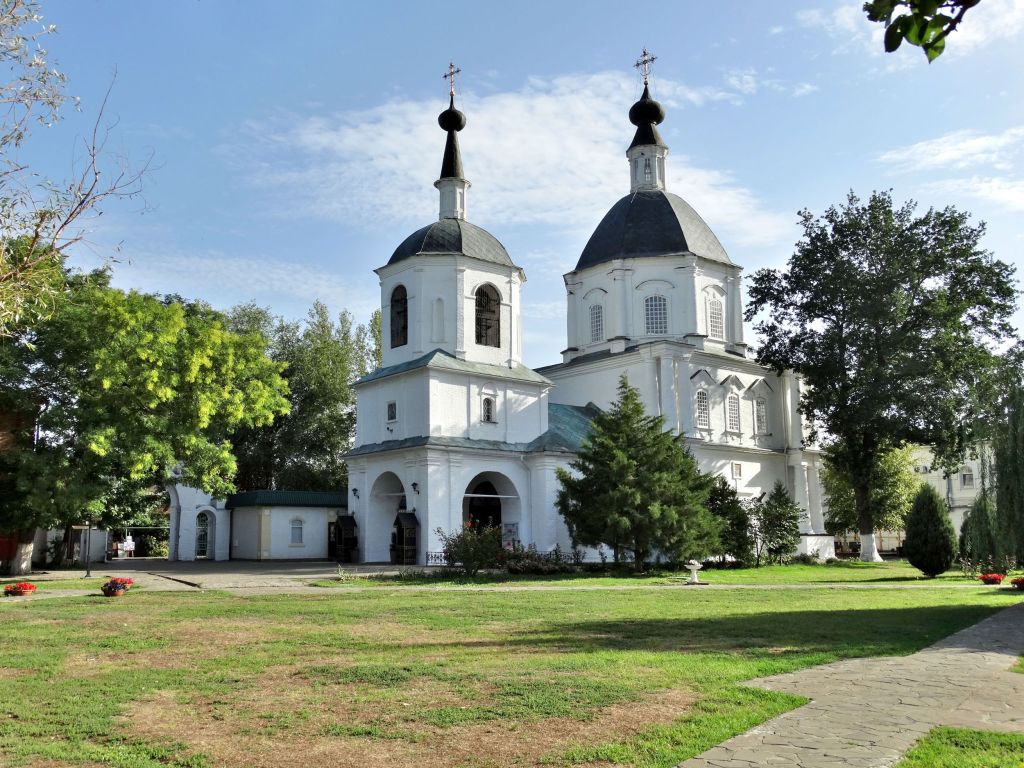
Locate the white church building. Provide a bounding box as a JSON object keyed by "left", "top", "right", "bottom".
{"left": 166, "top": 61, "right": 833, "bottom": 564}
{"left": 342, "top": 67, "right": 834, "bottom": 565}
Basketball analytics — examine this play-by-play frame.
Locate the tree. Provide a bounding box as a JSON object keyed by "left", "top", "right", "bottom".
{"left": 228, "top": 301, "right": 379, "bottom": 491}
{"left": 0, "top": 272, "right": 290, "bottom": 573}
{"left": 746, "top": 191, "right": 1017, "bottom": 562}
{"left": 748, "top": 481, "right": 805, "bottom": 566}
{"left": 555, "top": 375, "right": 718, "bottom": 571}
{"left": 993, "top": 384, "right": 1024, "bottom": 562}
{"left": 821, "top": 442, "right": 920, "bottom": 535}
{"left": 706, "top": 476, "right": 753, "bottom": 564}
{"left": 864, "top": 0, "right": 980, "bottom": 62}
{"left": 903, "top": 483, "right": 957, "bottom": 577}
{"left": 960, "top": 492, "right": 997, "bottom": 563}
{"left": 0, "top": 2, "right": 144, "bottom": 333}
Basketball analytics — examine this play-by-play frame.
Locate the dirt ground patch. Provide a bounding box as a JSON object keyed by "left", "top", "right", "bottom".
{"left": 124, "top": 677, "right": 694, "bottom": 768}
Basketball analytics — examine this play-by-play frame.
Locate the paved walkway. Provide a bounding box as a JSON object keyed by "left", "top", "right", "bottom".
{"left": 678, "top": 601, "right": 1024, "bottom": 768}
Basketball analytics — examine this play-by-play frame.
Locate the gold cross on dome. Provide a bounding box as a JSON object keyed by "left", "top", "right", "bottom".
{"left": 634, "top": 48, "right": 657, "bottom": 84}
{"left": 442, "top": 61, "right": 461, "bottom": 96}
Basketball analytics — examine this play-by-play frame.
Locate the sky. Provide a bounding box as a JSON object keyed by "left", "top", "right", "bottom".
{"left": 24, "top": 0, "right": 1024, "bottom": 367}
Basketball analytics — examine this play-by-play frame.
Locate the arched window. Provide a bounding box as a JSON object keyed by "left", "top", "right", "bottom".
{"left": 695, "top": 390, "right": 710, "bottom": 429}
{"left": 726, "top": 394, "right": 741, "bottom": 432}
{"left": 482, "top": 397, "right": 495, "bottom": 423}
{"left": 644, "top": 295, "right": 668, "bottom": 335}
{"left": 589, "top": 304, "right": 604, "bottom": 343}
{"left": 754, "top": 398, "right": 768, "bottom": 435}
{"left": 643, "top": 156, "right": 652, "bottom": 182}
{"left": 475, "top": 284, "right": 500, "bottom": 347}
{"left": 707, "top": 297, "right": 725, "bottom": 339}
{"left": 290, "top": 518, "right": 304, "bottom": 545}
{"left": 390, "top": 285, "right": 408, "bottom": 348}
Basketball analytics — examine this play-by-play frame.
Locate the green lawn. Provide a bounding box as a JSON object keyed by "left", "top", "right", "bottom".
{"left": 2, "top": 577, "right": 108, "bottom": 592}
{"left": 314, "top": 559, "right": 989, "bottom": 589}
{"left": 895, "top": 727, "right": 1024, "bottom": 768}
{"left": 1, "top": 582, "right": 1021, "bottom": 767}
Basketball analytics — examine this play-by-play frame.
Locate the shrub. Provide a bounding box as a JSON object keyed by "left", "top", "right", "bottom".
{"left": 434, "top": 523, "right": 502, "bottom": 577}
{"left": 904, "top": 484, "right": 957, "bottom": 578}
{"left": 504, "top": 543, "right": 579, "bottom": 575}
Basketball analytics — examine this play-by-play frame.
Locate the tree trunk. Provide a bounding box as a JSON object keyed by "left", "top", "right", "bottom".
{"left": 9, "top": 528, "right": 34, "bottom": 576}
{"left": 855, "top": 482, "right": 884, "bottom": 562}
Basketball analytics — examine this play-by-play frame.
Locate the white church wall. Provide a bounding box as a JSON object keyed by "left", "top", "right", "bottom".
{"left": 354, "top": 371, "right": 430, "bottom": 447}
{"left": 230, "top": 508, "right": 261, "bottom": 559}
{"left": 267, "top": 506, "right": 334, "bottom": 559}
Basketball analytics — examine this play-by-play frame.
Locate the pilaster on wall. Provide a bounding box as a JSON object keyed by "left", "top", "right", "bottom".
{"left": 657, "top": 356, "right": 679, "bottom": 433}
{"left": 455, "top": 268, "right": 467, "bottom": 359}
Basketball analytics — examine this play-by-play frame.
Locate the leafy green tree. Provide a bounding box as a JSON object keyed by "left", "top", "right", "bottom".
{"left": 556, "top": 375, "right": 718, "bottom": 571}
{"left": 748, "top": 481, "right": 805, "bottom": 566}
{"left": 706, "top": 476, "right": 752, "bottom": 564}
{"left": 822, "top": 443, "right": 920, "bottom": 535}
{"left": 0, "top": 272, "right": 289, "bottom": 573}
{"left": 228, "top": 301, "right": 379, "bottom": 491}
{"left": 903, "top": 483, "right": 957, "bottom": 577}
{"left": 864, "top": 0, "right": 979, "bottom": 61}
{"left": 994, "top": 384, "right": 1024, "bottom": 562}
{"left": 746, "top": 191, "right": 1017, "bottom": 562}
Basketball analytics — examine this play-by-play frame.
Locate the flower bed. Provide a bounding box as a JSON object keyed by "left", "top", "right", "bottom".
{"left": 4, "top": 582, "right": 37, "bottom": 596}
{"left": 1011, "top": 577, "right": 1024, "bottom": 591}
{"left": 978, "top": 573, "right": 1005, "bottom": 585}
{"left": 100, "top": 577, "right": 134, "bottom": 597}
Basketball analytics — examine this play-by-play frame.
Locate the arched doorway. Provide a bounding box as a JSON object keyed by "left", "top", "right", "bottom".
{"left": 367, "top": 472, "right": 417, "bottom": 563}
{"left": 462, "top": 472, "right": 522, "bottom": 549}
{"left": 195, "top": 511, "right": 210, "bottom": 558}
{"left": 466, "top": 480, "right": 501, "bottom": 529}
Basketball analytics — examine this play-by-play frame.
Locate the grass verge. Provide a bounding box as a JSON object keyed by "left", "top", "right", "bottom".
{"left": 896, "top": 727, "right": 1024, "bottom": 767}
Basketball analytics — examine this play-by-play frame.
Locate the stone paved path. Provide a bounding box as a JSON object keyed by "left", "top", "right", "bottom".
{"left": 678, "top": 601, "right": 1024, "bottom": 768}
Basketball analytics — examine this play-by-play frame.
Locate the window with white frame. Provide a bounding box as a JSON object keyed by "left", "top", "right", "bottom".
{"left": 707, "top": 297, "right": 725, "bottom": 339}
{"left": 726, "top": 394, "right": 741, "bottom": 432}
{"left": 290, "top": 518, "right": 304, "bottom": 545}
{"left": 482, "top": 396, "right": 496, "bottom": 423}
{"left": 754, "top": 398, "right": 768, "bottom": 434}
{"left": 644, "top": 295, "right": 668, "bottom": 335}
{"left": 695, "top": 390, "right": 710, "bottom": 429}
{"left": 589, "top": 304, "right": 604, "bottom": 343}
{"left": 731, "top": 462, "right": 743, "bottom": 480}
{"left": 961, "top": 467, "right": 974, "bottom": 489}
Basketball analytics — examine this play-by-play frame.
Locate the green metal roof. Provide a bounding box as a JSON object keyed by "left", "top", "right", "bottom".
{"left": 225, "top": 490, "right": 347, "bottom": 509}
{"left": 355, "top": 348, "right": 552, "bottom": 387}
{"left": 346, "top": 402, "right": 601, "bottom": 459}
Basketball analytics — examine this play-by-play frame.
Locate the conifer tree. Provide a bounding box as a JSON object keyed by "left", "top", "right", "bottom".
{"left": 555, "top": 375, "right": 718, "bottom": 571}
{"left": 707, "top": 476, "right": 752, "bottom": 564}
{"left": 994, "top": 384, "right": 1024, "bottom": 562}
{"left": 748, "top": 480, "right": 805, "bottom": 565}
{"left": 960, "top": 493, "right": 997, "bottom": 562}
{"left": 903, "top": 484, "right": 957, "bottom": 577}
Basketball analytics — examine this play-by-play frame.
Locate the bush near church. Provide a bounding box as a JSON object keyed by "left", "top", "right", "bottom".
{"left": 904, "top": 484, "right": 957, "bottom": 578}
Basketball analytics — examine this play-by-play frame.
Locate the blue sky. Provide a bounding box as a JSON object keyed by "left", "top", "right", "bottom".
{"left": 28, "top": 0, "right": 1024, "bottom": 366}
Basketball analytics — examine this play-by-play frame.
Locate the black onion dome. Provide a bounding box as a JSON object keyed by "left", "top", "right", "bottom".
{"left": 575, "top": 190, "right": 732, "bottom": 271}
{"left": 627, "top": 84, "right": 667, "bottom": 150}
{"left": 389, "top": 218, "right": 513, "bottom": 267}
{"left": 438, "top": 94, "right": 466, "bottom": 179}
{"left": 438, "top": 94, "right": 466, "bottom": 132}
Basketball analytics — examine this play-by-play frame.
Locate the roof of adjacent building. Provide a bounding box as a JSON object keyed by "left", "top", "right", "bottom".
{"left": 574, "top": 190, "right": 732, "bottom": 271}
{"left": 225, "top": 490, "right": 347, "bottom": 509}
{"left": 387, "top": 217, "right": 514, "bottom": 267}
{"left": 354, "top": 348, "right": 551, "bottom": 387}
{"left": 346, "top": 402, "right": 601, "bottom": 459}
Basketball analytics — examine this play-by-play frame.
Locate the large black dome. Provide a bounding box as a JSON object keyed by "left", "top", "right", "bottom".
{"left": 388, "top": 218, "right": 513, "bottom": 267}
{"left": 574, "top": 190, "right": 731, "bottom": 271}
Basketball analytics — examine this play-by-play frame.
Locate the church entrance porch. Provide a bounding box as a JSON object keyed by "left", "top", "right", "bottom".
{"left": 366, "top": 471, "right": 413, "bottom": 563}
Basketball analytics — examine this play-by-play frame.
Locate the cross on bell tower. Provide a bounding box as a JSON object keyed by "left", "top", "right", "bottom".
{"left": 634, "top": 48, "right": 657, "bottom": 84}
{"left": 442, "top": 61, "right": 461, "bottom": 96}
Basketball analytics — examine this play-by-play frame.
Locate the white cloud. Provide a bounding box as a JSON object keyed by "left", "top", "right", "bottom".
{"left": 877, "top": 127, "right": 1024, "bottom": 173}
{"left": 234, "top": 71, "right": 794, "bottom": 253}
{"left": 796, "top": 4, "right": 883, "bottom": 55}
{"left": 792, "top": 83, "right": 818, "bottom": 97}
{"left": 947, "top": 0, "right": 1024, "bottom": 55}
{"left": 925, "top": 176, "right": 1024, "bottom": 212}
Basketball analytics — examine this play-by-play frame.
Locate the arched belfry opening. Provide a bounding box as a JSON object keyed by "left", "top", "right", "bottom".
{"left": 390, "top": 285, "right": 408, "bottom": 348}
{"left": 466, "top": 480, "right": 501, "bottom": 529}
{"left": 474, "top": 284, "right": 500, "bottom": 347}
